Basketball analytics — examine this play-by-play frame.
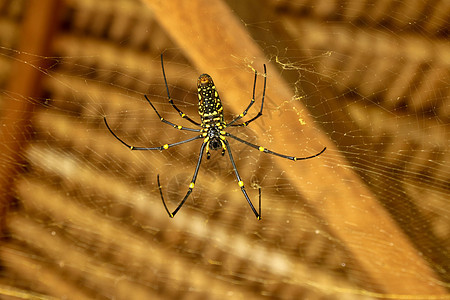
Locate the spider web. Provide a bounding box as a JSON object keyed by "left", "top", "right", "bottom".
{"left": 0, "top": 0, "right": 448, "bottom": 299}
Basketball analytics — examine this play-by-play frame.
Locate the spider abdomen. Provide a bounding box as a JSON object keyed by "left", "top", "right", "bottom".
{"left": 197, "top": 74, "right": 225, "bottom": 126}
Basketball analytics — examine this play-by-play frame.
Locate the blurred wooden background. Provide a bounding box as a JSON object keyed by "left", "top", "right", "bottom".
{"left": 0, "top": 0, "right": 448, "bottom": 299}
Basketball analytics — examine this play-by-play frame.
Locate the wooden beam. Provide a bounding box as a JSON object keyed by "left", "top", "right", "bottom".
{"left": 0, "top": 0, "right": 62, "bottom": 233}
{"left": 143, "top": 0, "right": 446, "bottom": 295}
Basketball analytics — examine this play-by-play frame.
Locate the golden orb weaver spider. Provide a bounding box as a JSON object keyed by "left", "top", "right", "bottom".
{"left": 104, "top": 54, "right": 326, "bottom": 220}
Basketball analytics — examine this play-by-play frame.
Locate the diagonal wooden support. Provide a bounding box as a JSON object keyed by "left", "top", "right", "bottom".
{"left": 143, "top": 0, "right": 447, "bottom": 295}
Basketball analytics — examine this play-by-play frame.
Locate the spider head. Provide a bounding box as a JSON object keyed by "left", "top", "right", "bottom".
{"left": 209, "top": 137, "right": 222, "bottom": 151}
{"left": 206, "top": 128, "right": 226, "bottom": 159}
{"left": 206, "top": 138, "right": 226, "bottom": 159}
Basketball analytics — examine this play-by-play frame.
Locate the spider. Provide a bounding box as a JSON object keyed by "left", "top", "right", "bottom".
{"left": 104, "top": 54, "right": 326, "bottom": 220}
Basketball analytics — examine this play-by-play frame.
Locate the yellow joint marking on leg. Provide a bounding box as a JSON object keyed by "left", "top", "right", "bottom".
{"left": 239, "top": 113, "right": 244, "bottom": 117}
{"left": 130, "top": 146, "right": 134, "bottom": 150}
{"left": 220, "top": 135, "right": 226, "bottom": 140}
{"left": 238, "top": 181, "right": 244, "bottom": 187}
{"left": 220, "top": 131, "right": 226, "bottom": 135}
{"left": 163, "top": 144, "right": 169, "bottom": 149}
{"left": 189, "top": 182, "right": 195, "bottom": 189}
{"left": 181, "top": 113, "right": 186, "bottom": 117}
{"left": 204, "top": 137, "right": 209, "bottom": 143}
{"left": 221, "top": 140, "right": 227, "bottom": 150}
{"left": 293, "top": 157, "right": 297, "bottom": 161}
{"left": 177, "top": 125, "right": 182, "bottom": 129}
{"left": 160, "top": 117, "right": 164, "bottom": 121}
{"left": 259, "top": 146, "right": 265, "bottom": 152}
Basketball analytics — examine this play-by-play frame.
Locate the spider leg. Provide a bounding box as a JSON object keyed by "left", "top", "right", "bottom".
{"left": 228, "top": 64, "right": 266, "bottom": 127}
{"left": 144, "top": 95, "right": 201, "bottom": 132}
{"left": 223, "top": 140, "right": 262, "bottom": 220}
{"left": 226, "top": 132, "right": 326, "bottom": 160}
{"left": 161, "top": 54, "right": 201, "bottom": 126}
{"left": 158, "top": 141, "right": 207, "bottom": 218}
{"left": 104, "top": 117, "right": 202, "bottom": 150}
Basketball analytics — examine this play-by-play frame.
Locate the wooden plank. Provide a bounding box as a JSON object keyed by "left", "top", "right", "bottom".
{"left": 0, "top": 0, "right": 62, "bottom": 232}
{"left": 143, "top": 0, "right": 447, "bottom": 295}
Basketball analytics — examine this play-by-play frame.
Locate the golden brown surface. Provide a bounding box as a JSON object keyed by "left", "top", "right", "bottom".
{"left": 0, "top": 0, "right": 448, "bottom": 299}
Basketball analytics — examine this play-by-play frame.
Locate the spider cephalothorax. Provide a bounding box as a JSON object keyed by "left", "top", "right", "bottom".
{"left": 104, "top": 54, "right": 326, "bottom": 220}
